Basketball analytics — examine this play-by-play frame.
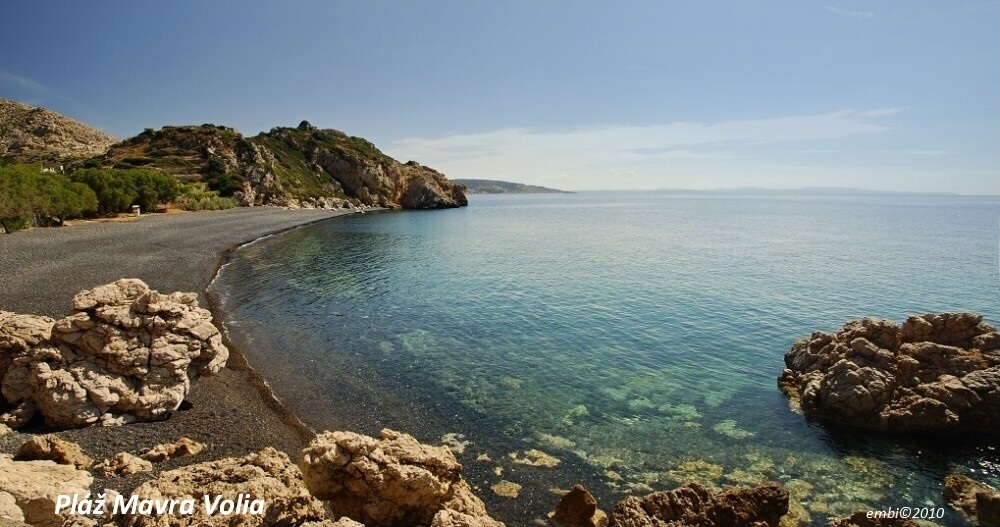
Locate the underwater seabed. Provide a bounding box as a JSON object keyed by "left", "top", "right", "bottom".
{"left": 370, "top": 327, "right": 997, "bottom": 527}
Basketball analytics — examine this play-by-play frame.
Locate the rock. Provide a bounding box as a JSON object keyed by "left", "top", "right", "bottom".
{"left": 301, "top": 519, "right": 367, "bottom": 527}
{"left": 0, "top": 454, "right": 92, "bottom": 527}
{"left": 944, "top": 473, "right": 1000, "bottom": 526}
{"left": 508, "top": 449, "right": 560, "bottom": 467}
{"left": 549, "top": 485, "right": 607, "bottom": 527}
{"left": 608, "top": 483, "right": 788, "bottom": 527}
{"left": 0, "top": 280, "right": 228, "bottom": 430}
{"left": 0, "top": 424, "right": 10, "bottom": 436}
{"left": 431, "top": 508, "right": 505, "bottom": 527}
{"left": 778, "top": 313, "right": 1000, "bottom": 434}
{"left": 0, "top": 491, "right": 24, "bottom": 522}
{"left": 13, "top": 435, "right": 92, "bottom": 469}
{"left": 141, "top": 437, "right": 206, "bottom": 462}
{"left": 490, "top": 481, "right": 521, "bottom": 499}
{"left": 0, "top": 98, "right": 117, "bottom": 161}
{"left": 828, "top": 511, "right": 919, "bottom": 526}
{"left": 300, "top": 428, "right": 504, "bottom": 527}
{"left": 93, "top": 452, "right": 153, "bottom": 477}
{"left": 119, "top": 447, "right": 324, "bottom": 527}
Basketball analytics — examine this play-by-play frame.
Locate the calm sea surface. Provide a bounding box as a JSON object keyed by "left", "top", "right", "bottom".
{"left": 211, "top": 192, "right": 1000, "bottom": 526}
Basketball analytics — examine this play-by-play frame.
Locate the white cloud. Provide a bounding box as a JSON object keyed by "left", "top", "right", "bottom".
{"left": 822, "top": 5, "right": 876, "bottom": 19}
{"left": 0, "top": 71, "right": 49, "bottom": 94}
{"left": 388, "top": 110, "right": 895, "bottom": 189}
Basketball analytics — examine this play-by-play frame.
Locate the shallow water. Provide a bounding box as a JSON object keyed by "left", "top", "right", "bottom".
{"left": 211, "top": 192, "right": 1000, "bottom": 526}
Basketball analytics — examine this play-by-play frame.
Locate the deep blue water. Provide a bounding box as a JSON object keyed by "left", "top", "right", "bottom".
{"left": 211, "top": 192, "right": 1000, "bottom": 526}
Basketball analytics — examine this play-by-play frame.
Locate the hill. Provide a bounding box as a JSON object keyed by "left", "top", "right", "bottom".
{"left": 0, "top": 98, "right": 117, "bottom": 163}
{"left": 99, "top": 120, "right": 467, "bottom": 209}
{"left": 453, "top": 179, "right": 569, "bottom": 194}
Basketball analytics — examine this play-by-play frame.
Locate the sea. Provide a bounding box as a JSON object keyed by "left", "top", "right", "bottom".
{"left": 209, "top": 191, "right": 1000, "bottom": 526}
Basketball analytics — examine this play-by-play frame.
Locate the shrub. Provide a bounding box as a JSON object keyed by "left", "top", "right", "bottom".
{"left": 70, "top": 168, "right": 180, "bottom": 214}
{"left": 0, "top": 164, "right": 99, "bottom": 231}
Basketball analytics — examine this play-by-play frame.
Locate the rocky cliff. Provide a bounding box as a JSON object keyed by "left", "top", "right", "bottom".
{"left": 0, "top": 98, "right": 117, "bottom": 162}
{"left": 100, "top": 121, "right": 467, "bottom": 209}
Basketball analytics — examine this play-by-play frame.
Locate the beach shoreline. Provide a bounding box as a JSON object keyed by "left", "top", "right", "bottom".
{"left": 0, "top": 206, "right": 362, "bottom": 498}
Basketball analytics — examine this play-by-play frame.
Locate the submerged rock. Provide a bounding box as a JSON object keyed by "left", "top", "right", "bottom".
{"left": 0, "top": 279, "right": 228, "bottom": 429}
{"left": 827, "top": 511, "right": 919, "bottom": 527}
{"left": 299, "top": 428, "right": 504, "bottom": 527}
{"left": 944, "top": 473, "right": 1000, "bottom": 527}
{"left": 778, "top": 313, "right": 1000, "bottom": 434}
{"left": 608, "top": 482, "right": 788, "bottom": 527}
{"left": 548, "top": 485, "right": 607, "bottom": 527}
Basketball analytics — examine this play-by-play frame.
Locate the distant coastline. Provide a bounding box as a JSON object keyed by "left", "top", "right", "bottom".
{"left": 454, "top": 178, "right": 571, "bottom": 194}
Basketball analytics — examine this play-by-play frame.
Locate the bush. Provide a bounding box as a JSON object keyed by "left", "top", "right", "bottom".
{"left": 0, "top": 165, "right": 99, "bottom": 231}
{"left": 70, "top": 168, "right": 180, "bottom": 214}
{"left": 177, "top": 189, "right": 237, "bottom": 211}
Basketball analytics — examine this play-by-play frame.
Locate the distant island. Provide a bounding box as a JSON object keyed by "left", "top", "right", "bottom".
{"left": 453, "top": 179, "right": 571, "bottom": 194}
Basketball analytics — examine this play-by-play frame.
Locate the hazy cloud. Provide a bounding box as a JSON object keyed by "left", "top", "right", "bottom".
{"left": 0, "top": 71, "right": 49, "bottom": 94}
{"left": 388, "top": 110, "right": 897, "bottom": 189}
{"left": 822, "top": 6, "right": 875, "bottom": 19}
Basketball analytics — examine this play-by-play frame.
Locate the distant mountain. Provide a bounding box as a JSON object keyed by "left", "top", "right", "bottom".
{"left": 454, "top": 179, "right": 570, "bottom": 194}
{"left": 0, "top": 98, "right": 117, "bottom": 162}
{"left": 100, "top": 120, "right": 467, "bottom": 209}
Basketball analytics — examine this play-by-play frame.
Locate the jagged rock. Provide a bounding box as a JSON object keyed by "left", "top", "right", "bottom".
{"left": 778, "top": 313, "right": 1000, "bottom": 434}
{"left": 13, "top": 435, "right": 92, "bottom": 469}
{"left": 141, "top": 437, "right": 206, "bottom": 462}
{"left": 549, "top": 485, "right": 607, "bottom": 527}
{"left": 608, "top": 483, "right": 788, "bottom": 527}
{"left": 0, "top": 424, "right": 10, "bottom": 436}
{"left": 0, "top": 279, "right": 228, "bottom": 429}
{"left": 299, "top": 428, "right": 505, "bottom": 527}
{"left": 827, "top": 511, "right": 919, "bottom": 527}
{"left": 93, "top": 452, "right": 153, "bottom": 477}
{"left": 0, "top": 454, "right": 92, "bottom": 527}
{"left": 120, "top": 447, "right": 324, "bottom": 527}
{"left": 944, "top": 473, "right": 1000, "bottom": 527}
{"left": 0, "top": 491, "right": 24, "bottom": 522}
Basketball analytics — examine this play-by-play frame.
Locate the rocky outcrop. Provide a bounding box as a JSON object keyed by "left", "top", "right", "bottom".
{"left": 299, "top": 428, "right": 504, "bottom": 527}
{"left": 0, "top": 491, "right": 25, "bottom": 523}
{"left": 608, "top": 483, "right": 788, "bottom": 527}
{"left": 944, "top": 474, "right": 1000, "bottom": 527}
{"left": 93, "top": 452, "right": 153, "bottom": 477}
{"left": 100, "top": 121, "right": 467, "bottom": 210}
{"left": 549, "top": 485, "right": 607, "bottom": 527}
{"left": 778, "top": 313, "right": 1000, "bottom": 434}
{"left": 0, "top": 98, "right": 116, "bottom": 162}
{"left": 0, "top": 454, "right": 92, "bottom": 527}
{"left": 13, "top": 435, "right": 92, "bottom": 469}
{"left": 120, "top": 447, "right": 325, "bottom": 527}
{"left": 141, "top": 437, "right": 206, "bottom": 462}
{"left": 0, "top": 279, "right": 228, "bottom": 429}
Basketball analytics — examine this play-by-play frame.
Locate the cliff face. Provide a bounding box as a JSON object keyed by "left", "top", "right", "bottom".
{"left": 101, "top": 121, "right": 467, "bottom": 210}
{"left": 0, "top": 98, "right": 117, "bottom": 162}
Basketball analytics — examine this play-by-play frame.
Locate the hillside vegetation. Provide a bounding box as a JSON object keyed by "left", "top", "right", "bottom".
{"left": 98, "top": 121, "right": 467, "bottom": 209}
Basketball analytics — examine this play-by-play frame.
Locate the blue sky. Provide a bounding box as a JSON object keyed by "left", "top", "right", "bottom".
{"left": 2, "top": 1, "right": 997, "bottom": 193}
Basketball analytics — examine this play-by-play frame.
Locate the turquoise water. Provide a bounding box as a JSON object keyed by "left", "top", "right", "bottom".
{"left": 211, "top": 192, "right": 1000, "bottom": 526}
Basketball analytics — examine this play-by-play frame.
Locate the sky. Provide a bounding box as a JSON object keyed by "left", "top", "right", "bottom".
{"left": 1, "top": 1, "right": 997, "bottom": 193}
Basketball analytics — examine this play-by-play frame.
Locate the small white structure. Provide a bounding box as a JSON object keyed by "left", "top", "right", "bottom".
{"left": 132, "top": 205, "right": 141, "bottom": 217}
